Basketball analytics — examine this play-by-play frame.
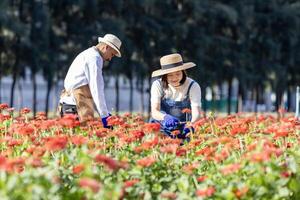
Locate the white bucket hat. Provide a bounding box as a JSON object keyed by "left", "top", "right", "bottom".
{"left": 151, "top": 53, "right": 196, "bottom": 77}
{"left": 98, "top": 34, "right": 122, "bottom": 57}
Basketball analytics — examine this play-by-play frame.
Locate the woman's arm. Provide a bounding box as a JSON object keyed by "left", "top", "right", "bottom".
{"left": 150, "top": 80, "right": 165, "bottom": 121}
{"left": 189, "top": 82, "right": 202, "bottom": 124}
{"left": 151, "top": 102, "right": 166, "bottom": 121}
{"left": 191, "top": 106, "right": 201, "bottom": 123}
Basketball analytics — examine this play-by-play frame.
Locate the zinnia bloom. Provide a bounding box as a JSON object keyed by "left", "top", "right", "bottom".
{"left": 220, "top": 163, "right": 241, "bottom": 175}
{"left": 234, "top": 186, "right": 248, "bottom": 199}
{"left": 73, "top": 164, "right": 85, "bottom": 174}
{"left": 78, "top": 178, "right": 101, "bottom": 193}
{"left": 182, "top": 108, "right": 191, "bottom": 114}
{"left": 123, "top": 179, "right": 140, "bottom": 189}
{"left": 0, "top": 103, "right": 9, "bottom": 111}
{"left": 196, "top": 186, "right": 215, "bottom": 197}
{"left": 160, "top": 191, "right": 177, "bottom": 199}
{"left": 45, "top": 136, "right": 68, "bottom": 151}
{"left": 136, "top": 156, "right": 156, "bottom": 167}
{"left": 20, "top": 107, "right": 31, "bottom": 115}
{"left": 94, "top": 154, "right": 120, "bottom": 171}
{"left": 70, "top": 136, "right": 88, "bottom": 146}
{"left": 197, "top": 175, "right": 208, "bottom": 182}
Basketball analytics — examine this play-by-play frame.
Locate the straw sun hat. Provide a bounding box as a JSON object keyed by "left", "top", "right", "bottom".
{"left": 98, "top": 34, "right": 122, "bottom": 57}
{"left": 151, "top": 53, "right": 196, "bottom": 77}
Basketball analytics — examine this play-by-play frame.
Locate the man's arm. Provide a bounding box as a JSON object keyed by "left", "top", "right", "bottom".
{"left": 85, "top": 58, "right": 109, "bottom": 117}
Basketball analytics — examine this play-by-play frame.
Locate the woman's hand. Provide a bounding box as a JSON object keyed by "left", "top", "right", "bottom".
{"left": 162, "top": 114, "right": 180, "bottom": 129}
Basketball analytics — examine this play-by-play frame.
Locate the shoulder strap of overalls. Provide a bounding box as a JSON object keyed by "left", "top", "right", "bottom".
{"left": 158, "top": 79, "right": 165, "bottom": 97}
{"left": 186, "top": 81, "right": 195, "bottom": 98}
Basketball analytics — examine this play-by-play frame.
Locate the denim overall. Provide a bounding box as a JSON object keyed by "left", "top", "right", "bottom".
{"left": 151, "top": 80, "right": 195, "bottom": 139}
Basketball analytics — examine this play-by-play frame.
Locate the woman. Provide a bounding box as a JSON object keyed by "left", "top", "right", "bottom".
{"left": 150, "top": 53, "right": 201, "bottom": 141}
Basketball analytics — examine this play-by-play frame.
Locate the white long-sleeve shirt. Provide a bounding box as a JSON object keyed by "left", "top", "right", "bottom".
{"left": 150, "top": 78, "right": 202, "bottom": 122}
{"left": 60, "top": 47, "right": 109, "bottom": 117}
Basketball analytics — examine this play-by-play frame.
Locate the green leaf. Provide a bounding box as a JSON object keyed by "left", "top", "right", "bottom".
{"left": 288, "top": 179, "right": 299, "bottom": 193}
{"left": 278, "top": 187, "right": 290, "bottom": 198}
{"left": 152, "top": 183, "right": 162, "bottom": 193}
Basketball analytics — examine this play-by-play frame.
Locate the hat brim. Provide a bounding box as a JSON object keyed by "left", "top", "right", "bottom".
{"left": 98, "top": 37, "right": 121, "bottom": 57}
{"left": 151, "top": 62, "right": 196, "bottom": 77}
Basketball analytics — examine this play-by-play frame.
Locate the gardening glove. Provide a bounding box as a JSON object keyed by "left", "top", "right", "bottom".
{"left": 162, "top": 114, "right": 180, "bottom": 130}
{"left": 101, "top": 113, "right": 112, "bottom": 129}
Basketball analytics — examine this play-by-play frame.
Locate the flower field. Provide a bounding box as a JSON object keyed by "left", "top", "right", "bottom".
{"left": 0, "top": 103, "right": 300, "bottom": 199}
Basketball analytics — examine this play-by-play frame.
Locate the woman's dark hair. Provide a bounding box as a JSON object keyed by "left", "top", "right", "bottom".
{"left": 161, "top": 70, "right": 187, "bottom": 89}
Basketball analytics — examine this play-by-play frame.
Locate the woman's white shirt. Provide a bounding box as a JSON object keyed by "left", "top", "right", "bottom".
{"left": 150, "top": 77, "right": 201, "bottom": 109}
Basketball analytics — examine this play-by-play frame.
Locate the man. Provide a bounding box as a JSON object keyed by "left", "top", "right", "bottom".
{"left": 58, "top": 33, "right": 122, "bottom": 127}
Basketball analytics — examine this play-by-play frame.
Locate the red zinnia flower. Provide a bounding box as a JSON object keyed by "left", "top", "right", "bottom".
{"left": 17, "top": 126, "right": 35, "bottom": 136}
{"left": 281, "top": 171, "right": 291, "bottom": 178}
{"left": 143, "top": 123, "right": 161, "bottom": 133}
{"left": 70, "top": 136, "right": 88, "bottom": 146}
{"left": 196, "top": 186, "right": 215, "bottom": 197}
{"left": 176, "top": 148, "right": 187, "bottom": 157}
{"left": 234, "top": 186, "right": 249, "bottom": 199}
{"left": 30, "top": 158, "right": 44, "bottom": 168}
{"left": 130, "top": 130, "right": 145, "bottom": 140}
{"left": 94, "top": 154, "right": 121, "bottom": 171}
{"left": 160, "top": 191, "right": 177, "bottom": 199}
{"left": 136, "top": 156, "right": 156, "bottom": 167}
{"left": 182, "top": 108, "right": 191, "bottom": 114}
{"left": 182, "top": 162, "right": 199, "bottom": 174}
{"left": 123, "top": 179, "right": 140, "bottom": 189}
{"left": 40, "top": 120, "right": 56, "bottom": 130}
{"left": 197, "top": 175, "right": 208, "bottom": 182}
{"left": 58, "top": 115, "right": 80, "bottom": 128}
{"left": 78, "top": 178, "right": 101, "bottom": 193}
{"left": 73, "top": 164, "right": 85, "bottom": 174}
{"left": 220, "top": 163, "right": 241, "bottom": 175}
{"left": 160, "top": 144, "right": 178, "bottom": 154}
{"left": 45, "top": 136, "right": 68, "bottom": 151}
{"left": 0, "top": 103, "right": 9, "bottom": 110}
{"left": 20, "top": 107, "right": 31, "bottom": 115}
{"left": 94, "top": 128, "right": 108, "bottom": 138}
{"left": 7, "top": 139, "right": 23, "bottom": 147}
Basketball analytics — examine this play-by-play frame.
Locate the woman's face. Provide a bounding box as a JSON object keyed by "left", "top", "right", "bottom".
{"left": 167, "top": 71, "right": 183, "bottom": 87}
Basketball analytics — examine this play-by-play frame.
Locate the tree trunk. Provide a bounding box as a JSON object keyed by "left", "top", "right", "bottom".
{"left": 45, "top": 77, "right": 52, "bottom": 116}
{"left": 140, "top": 80, "right": 144, "bottom": 116}
{"left": 201, "top": 85, "right": 206, "bottom": 117}
{"left": 32, "top": 72, "right": 37, "bottom": 116}
{"left": 0, "top": 77, "right": 2, "bottom": 103}
{"left": 115, "top": 75, "right": 119, "bottom": 114}
{"left": 129, "top": 77, "right": 133, "bottom": 112}
{"left": 275, "top": 88, "right": 283, "bottom": 112}
{"left": 10, "top": 71, "right": 17, "bottom": 107}
{"left": 147, "top": 76, "right": 152, "bottom": 120}
{"left": 217, "top": 82, "right": 223, "bottom": 113}
{"left": 17, "top": 79, "right": 23, "bottom": 108}
{"left": 236, "top": 81, "right": 243, "bottom": 113}
{"left": 211, "top": 86, "right": 215, "bottom": 111}
{"left": 227, "top": 78, "right": 232, "bottom": 115}
{"left": 287, "top": 86, "right": 291, "bottom": 112}
{"left": 0, "top": 55, "right": 2, "bottom": 102}
{"left": 52, "top": 79, "right": 59, "bottom": 114}
{"left": 254, "top": 84, "right": 259, "bottom": 113}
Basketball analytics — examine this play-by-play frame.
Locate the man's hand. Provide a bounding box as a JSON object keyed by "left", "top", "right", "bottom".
{"left": 101, "top": 113, "right": 112, "bottom": 129}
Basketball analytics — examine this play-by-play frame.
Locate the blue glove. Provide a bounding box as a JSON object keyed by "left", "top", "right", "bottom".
{"left": 162, "top": 114, "right": 180, "bottom": 130}
{"left": 101, "top": 113, "right": 112, "bottom": 129}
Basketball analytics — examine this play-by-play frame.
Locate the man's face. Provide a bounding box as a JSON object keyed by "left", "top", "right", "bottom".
{"left": 102, "top": 45, "right": 118, "bottom": 61}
